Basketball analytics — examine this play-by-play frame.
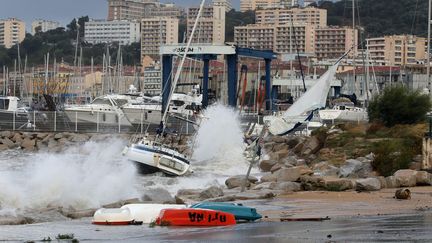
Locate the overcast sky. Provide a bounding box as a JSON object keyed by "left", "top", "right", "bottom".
{"left": 0, "top": 0, "right": 241, "bottom": 31}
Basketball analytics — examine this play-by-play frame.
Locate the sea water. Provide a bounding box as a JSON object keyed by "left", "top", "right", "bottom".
{"left": 0, "top": 104, "right": 255, "bottom": 217}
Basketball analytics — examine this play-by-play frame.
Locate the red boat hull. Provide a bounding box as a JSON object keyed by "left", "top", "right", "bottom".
{"left": 156, "top": 208, "right": 236, "bottom": 226}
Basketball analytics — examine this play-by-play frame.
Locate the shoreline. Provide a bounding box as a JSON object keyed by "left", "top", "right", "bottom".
{"left": 258, "top": 186, "right": 432, "bottom": 220}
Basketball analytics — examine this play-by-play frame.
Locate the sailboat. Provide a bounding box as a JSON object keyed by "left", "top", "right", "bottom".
{"left": 263, "top": 60, "right": 341, "bottom": 136}
{"left": 122, "top": 0, "right": 207, "bottom": 176}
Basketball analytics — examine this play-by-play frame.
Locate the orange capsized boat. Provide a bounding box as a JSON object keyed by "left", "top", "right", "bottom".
{"left": 156, "top": 208, "right": 236, "bottom": 226}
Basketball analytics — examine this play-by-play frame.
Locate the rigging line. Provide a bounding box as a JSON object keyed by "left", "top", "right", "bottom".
{"left": 290, "top": 18, "right": 306, "bottom": 92}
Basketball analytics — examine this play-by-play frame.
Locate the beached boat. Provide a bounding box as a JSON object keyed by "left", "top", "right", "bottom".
{"left": 190, "top": 202, "right": 262, "bottom": 221}
{"left": 121, "top": 203, "right": 187, "bottom": 224}
{"left": 122, "top": 0, "right": 206, "bottom": 176}
{"left": 156, "top": 208, "right": 236, "bottom": 226}
{"left": 92, "top": 208, "right": 137, "bottom": 225}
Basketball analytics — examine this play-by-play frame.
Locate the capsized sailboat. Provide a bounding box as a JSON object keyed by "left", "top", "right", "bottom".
{"left": 122, "top": 0, "right": 206, "bottom": 176}
{"left": 263, "top": 61, "right": 341, "bottom": 136}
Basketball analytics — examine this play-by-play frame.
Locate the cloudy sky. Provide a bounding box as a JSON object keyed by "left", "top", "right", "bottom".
{"left": 0, "top": 0, "right": 241, "bottom": 31}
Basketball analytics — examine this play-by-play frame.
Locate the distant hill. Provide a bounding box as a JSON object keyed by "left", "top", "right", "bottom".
{"left": 319, "top": 0, "right": 428, "bottom": 39}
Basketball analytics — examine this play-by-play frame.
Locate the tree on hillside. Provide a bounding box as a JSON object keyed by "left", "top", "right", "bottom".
{"left": 319, "top": 0, "right": 428, "bottom": 38}
{"left": 367, "top": 86, "right": 431, "bottom": 127}
{"left": 225, "top": 10, "right": 255, "bottom": 42}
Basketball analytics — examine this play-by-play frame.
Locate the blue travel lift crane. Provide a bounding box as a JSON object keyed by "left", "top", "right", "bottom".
{"left": 159, "top": 44, "right": 277, "bottom": 112}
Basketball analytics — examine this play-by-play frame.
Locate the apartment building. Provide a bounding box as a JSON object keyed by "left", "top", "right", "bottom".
{"left": 143, "top": 65, "right": 162, "bottom": 95}
{"left": 141, "top": 17, "right": 178, "bottom": 60}
{"left": 31, "top": 19, "right": 60, "bottom": 35}
{"left": 84, "top": 19, "right": 140, "bottom": 45}
{"left": 314, "top": 26, "right": 357, "bottom": 59}
{"left": 0, "top": 18, "right": 25, "bottom": 49}
{"left": 234, "top": 25, "right": 276, "bottom": 50}
{"left": 366, "top": 35, "right": 426, "bottom": 66}
{"left": 108, "top": 0, "right": 157, "bottom": 20}
{"left": 234, "top": 23, "right": 314, "bottom": 53}
{"left": 240, "top": 0, "right": 298, "bottom": 12}
{"left": 187, "top": 5, "right": 225, "bottom": 44}
{"left": 213, "top": 0, "right": 233, "bottom": 12}
{"left": 256, "top": 7, "right": 327, "bottom": 27}
{"left": 108, "top": 0, "right": 183, "bottom": 20}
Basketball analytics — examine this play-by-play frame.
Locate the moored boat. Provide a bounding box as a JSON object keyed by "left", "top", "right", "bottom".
{"left": 190, "top": 202, "right": 262, "bottom": 222}
{"left": 155, "top": 208, "right": 236, "bottom": 226}
{"left": 121, "top": 203, "right": 187, "bottom": 224}
{"left": 92, "top": 208, "right": 138, "bottom": 225}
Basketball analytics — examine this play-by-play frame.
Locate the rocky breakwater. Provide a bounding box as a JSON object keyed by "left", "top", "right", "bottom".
{"left": 0, "top": 131, "right": 191, "bottom": 153}
{"left": 175, "top": 133, "right": 432, "bottom": 204}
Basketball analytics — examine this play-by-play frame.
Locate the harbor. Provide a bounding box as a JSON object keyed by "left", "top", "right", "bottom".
{"left": 2, "top": 0, "right": 432, "bottom": 242}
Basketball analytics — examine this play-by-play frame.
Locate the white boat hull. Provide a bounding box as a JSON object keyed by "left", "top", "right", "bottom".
{"left": 122, "top": 107, "right": 161, "bottom": 125}
{"left": 121, "top": 204, "right": 186, "bottom": 224}
{"left": 123, "top": 144, "right": 190, "bottom": 176}
{"left": 65, "top": 110, "right": 131, "bottom": 126}
{"left": 92, "top": 208, "right": 134, "bottom": 225}
{"left": 319, "top": 109, "right": 368, "bottom": 122}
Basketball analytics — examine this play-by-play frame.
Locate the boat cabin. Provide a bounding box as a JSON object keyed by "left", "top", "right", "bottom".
{"left": 0, "top": 96, "right": 20, "bottom": 111}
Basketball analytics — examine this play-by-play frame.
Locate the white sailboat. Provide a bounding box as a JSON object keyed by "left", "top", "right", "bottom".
{"left": 263, "top": 61, "right": 341, "bottom": 136}
{"left": 122, "top": 0, "right": 207, "bottom": 176}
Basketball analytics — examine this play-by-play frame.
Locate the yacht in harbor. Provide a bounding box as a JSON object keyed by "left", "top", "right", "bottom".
{"left": 64, "top": 94, "right": 132, "bottom": 127}
{"left": 0, "top": 96, "right": 31, "bottom": 130}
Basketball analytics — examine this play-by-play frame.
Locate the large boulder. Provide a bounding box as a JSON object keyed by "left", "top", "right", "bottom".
{"left": 252, "top": 182, "right": 277, "bottom": 190}
{"left": 285, "top": 137, "right": 300, "bottom": 149}
{"left": 260, "top": 172, "right": 278, "bottom": 182}
{"left": 273, "top": 182, "right": 302, "bottom": 192}
{"left": 339, "top": 159, "right": 372, "bottom": 178}
{"left": 259, "top": 160, "right": 277, "bottom": 172}
{"left": 301, "top": 136, "right": 321, "bottom": 156}
{"left": 270, "top": 136, "right": 286, "bottom": 143}
{"left": 273, "top": 143, "right": 289, "bottom": 152}
{"left": 394, "top": 169, "right": 417, "bottom": 187}
{"left": 199, "top": 186, "right": 224, "bottom": 200}
{"left": 70, "top": 134, "right": 90, "bottom": 143}
{"left": 1, "top": 138, "right": 16, "bottom": 149}
{"left": 415, "top": 171, "right": 432, "bottom": 186}
{"left": 385, "top": 176, "right": 400, "bottom": 188}
{"left": 324, "top": 178, "right": 354, "bottom": 191}
{"left": 141, "top": 188, "right": 175, "bottom": 204}
{"left": 21, "top": 138, "right": 36, "bottom": 151}
{"left": 277, "top": 167, "right": 302, "bottom": 182}
{"left": 313, "top": 161, "right": 340, "bottom": 176}
{"left": 0, "top": 131, "right": 12, "bottom": 138}
{"left": 355, "top": 178, "right": 381, "bottom": 191}
{"left": 225, "top": 175, "right": 258, "bottom": 189}
{"left": 299, "top": 175, "right": 326, "bottom": 191}
{"left": 12, "top": 133, "right": 23, "bottom": 144}
{"left": 234, "top": 190, "right": 275, "bottom": 200}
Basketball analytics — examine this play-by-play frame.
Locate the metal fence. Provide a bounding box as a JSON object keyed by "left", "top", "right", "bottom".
{"left": 0, "top": 110, "right": 196, "bottom": 135}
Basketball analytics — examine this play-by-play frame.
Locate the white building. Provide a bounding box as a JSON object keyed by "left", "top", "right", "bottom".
{"left": 31, "top": 19, "right": 60, "bottom": 35}
{"left": 84, "top": 19, "right": 140, "bottom": 45}
{"left": 213, "top": 0, "right": 233, "bottom": 12}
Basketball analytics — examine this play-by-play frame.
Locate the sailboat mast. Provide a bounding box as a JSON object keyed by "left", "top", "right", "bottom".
{"left": 161, "top": 0, "right": 206, "bottom": 124}
{"left": 428, "top": 0, "right": 431, "bottom": 97}
{"left": 352, "top": 0, "right": 356, "bottom": 95}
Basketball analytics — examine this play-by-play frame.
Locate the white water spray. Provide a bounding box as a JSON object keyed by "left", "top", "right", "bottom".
{"left": 0, "top": 138, "right": 139, "bottom": 214}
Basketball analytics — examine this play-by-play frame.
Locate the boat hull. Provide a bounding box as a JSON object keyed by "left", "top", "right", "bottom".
{"left": 123, "top": 144, "right": 190, "bottom": 176}
{"left": 156, "top": 208, "right": 236, "bottom": 226}
{"left": 319, "top": 109, "right": 368, "bottom": 122}
{"left": 65, "top": 110, "right": 131, "bottom": 126}
{"left": 122, "top": 107, "right": 162, "bottom": 125}
{"left": 121, "top": 204, "right": 187, "bottom": 224}
{"left": 92, "top": 208, "right": 135, "bottom": 225}
{"left": 190, "top": 202, "right": 262, "bottom": 221}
